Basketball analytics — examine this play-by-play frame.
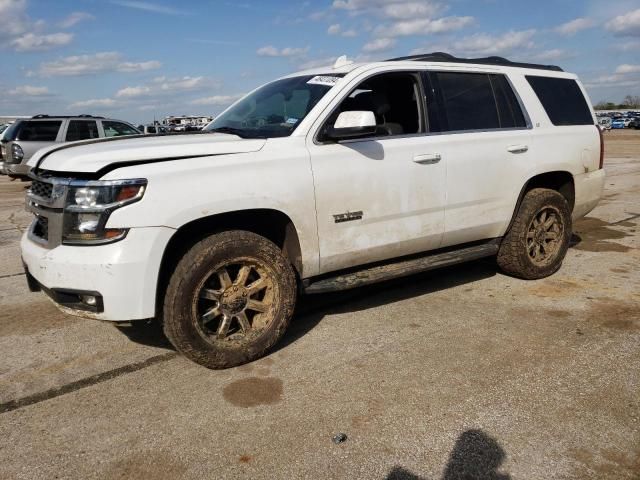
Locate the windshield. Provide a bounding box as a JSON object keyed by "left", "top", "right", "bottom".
{"left": 204, "top": 74, "right": 343, "bottom": 138}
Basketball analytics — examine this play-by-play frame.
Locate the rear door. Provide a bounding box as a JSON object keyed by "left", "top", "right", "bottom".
{"left": 424, "top": 71, "right": 534, "bottom": 247}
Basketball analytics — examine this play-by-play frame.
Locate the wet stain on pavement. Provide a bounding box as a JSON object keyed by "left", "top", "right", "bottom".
{"left": 527, "top": 279, "right": 582, "bottom": 298}
{"left": 223, "top": 377, "right": 283, "bottom": 408}
{"left": 103, "top": 451, "right": 187, "bottom": 479}
{"left": 586, "top": 299, "right": 640, "bottom": 332}
{"left": 573, "top": 217, "right": 632, "bottom": 253}
{"left": 547, "top": 309, "right": 571, "bottom": 319}
{"left": 0, "top": 301, "right": 82, "bottom": 337}
{"left": 610, "top": 267, "right": 630, "bottom": 274}
{"left": 616, "top": 220, "right": 637, "bottom": 228}
{"left": 570, "top": 447, "right": 640, "bottom": 478}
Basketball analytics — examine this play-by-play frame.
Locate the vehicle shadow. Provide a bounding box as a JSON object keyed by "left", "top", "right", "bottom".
{"left": 118, "top": 258, "right": 497, "bottom": 353}
{"left": 275, "top": 258, "right": 497, "bottom": 353}
{"left": 386, "top": 429, "right": 510, "bottom": 480}
{"left": 115, "top": 319, "right": 174, "bottom": 351}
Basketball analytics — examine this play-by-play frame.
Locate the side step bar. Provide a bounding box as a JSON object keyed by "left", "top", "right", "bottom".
{"left": 303, "top": 239, "right": 501, "bottom": 294}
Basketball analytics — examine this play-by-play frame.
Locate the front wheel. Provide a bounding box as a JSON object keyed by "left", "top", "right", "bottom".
{"left": 163, "top": 230, "right": 297, "bottom": 369}
{"left": 497, "top": 188, "right": 572, "bottom": 280}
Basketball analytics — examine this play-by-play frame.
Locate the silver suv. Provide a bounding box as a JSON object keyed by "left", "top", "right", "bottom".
{"left": 0, "top": 115, "right": 140, "bottom": 178}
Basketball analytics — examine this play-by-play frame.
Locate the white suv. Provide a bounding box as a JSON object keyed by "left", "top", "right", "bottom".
{"left": 21, "top": 53, "right": 605, "bottom": 368}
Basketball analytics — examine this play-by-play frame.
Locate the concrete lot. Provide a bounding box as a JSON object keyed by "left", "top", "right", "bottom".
{"left": 0, "top": 130, "right": 638, "bottom": 479}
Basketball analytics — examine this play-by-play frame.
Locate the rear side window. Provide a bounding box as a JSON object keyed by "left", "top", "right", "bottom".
{"left": 525, "top": 76, "right": 593, "bottom": 126}
{"left": 66, "top": 120, "right": 99, "bottom": 141}
{"left": 433, "top": 72, "right": 499, "bottom": 131}
{"left": 490, "top": 75, "right": 527, "bottom": 129}
{"left": 16, "top": 121, "right": 62, "bottom": 141}
{"left": 102, "top": 121, "right": 139, "bottom": 137}
{"left": 428, "top": 72, "right": 526, "bottom": 132}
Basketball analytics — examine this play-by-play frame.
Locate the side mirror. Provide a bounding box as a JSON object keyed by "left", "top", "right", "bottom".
{"left": 325, "top": 111, "right": 377, "bottom": 140}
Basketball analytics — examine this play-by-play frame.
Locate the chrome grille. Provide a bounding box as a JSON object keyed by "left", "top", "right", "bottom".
{"left": 30, "top": 180, "right": 54, "bottom": 200}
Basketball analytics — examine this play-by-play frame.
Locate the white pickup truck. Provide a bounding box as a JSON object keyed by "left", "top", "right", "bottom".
{"left": 21, "top": 53, "right": 605, "bottom": 368}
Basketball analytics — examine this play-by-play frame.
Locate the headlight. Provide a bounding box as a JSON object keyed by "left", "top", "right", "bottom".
{"left": 11, "top": 144, "right": 23, "bottom": 162}
{"left": 62, "top": 179, "right": 146, "bottom": 245}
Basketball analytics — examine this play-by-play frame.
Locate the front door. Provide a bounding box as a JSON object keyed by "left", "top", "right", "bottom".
{"left": 307, "top": 71, "right": 446, "bottom": 274}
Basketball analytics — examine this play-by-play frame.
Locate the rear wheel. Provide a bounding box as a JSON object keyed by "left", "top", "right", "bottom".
{"left": 163, "top": 230, "right": 297, "bottom": 369}
{"left": 497, "top": 188, "right": 572, "bottom": 280}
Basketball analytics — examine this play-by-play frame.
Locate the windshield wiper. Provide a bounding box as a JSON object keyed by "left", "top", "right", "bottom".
{"left": 207, "top": 126, "right": 256, "bottom": 139}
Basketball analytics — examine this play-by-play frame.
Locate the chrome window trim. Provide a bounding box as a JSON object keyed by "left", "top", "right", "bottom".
{"left": 312, "top": 68, "right": 533, "bottom": 147}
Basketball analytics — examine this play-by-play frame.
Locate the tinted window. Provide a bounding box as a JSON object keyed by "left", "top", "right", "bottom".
{"left": 102, "top": 121, "right": 139, "bottom": 137}
{"left": 66, "top": 120, "right": 99, "bottom": 141}
{"left": 433, "top": 72, "right": 500, "bottom": 131}
{"left": 490, "top": 75, "right": 527, "bottom": 128}
{"left": 324, "top": 72, "right": 422, "bottom": 140}
{"left": 526, "top": 76, "right": 593, "bottom": 126}
{"left": 16, "top": 121, "right": 62, "bottom": 141}
{"left": 147, "top": 126, "right": 156, "bottom": 134}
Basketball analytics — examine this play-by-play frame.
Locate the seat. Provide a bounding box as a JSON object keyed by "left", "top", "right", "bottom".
{"left": 343, "top": 91, "right": 404, "bottom": 136}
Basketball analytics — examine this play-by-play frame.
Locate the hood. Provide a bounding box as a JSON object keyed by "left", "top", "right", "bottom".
{"left": 28, "top": 133, "right": 266, "bottom": 173}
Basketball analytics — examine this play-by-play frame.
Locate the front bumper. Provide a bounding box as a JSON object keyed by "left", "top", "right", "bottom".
{"left": 21, "top": 226, "right": 175, "bottom": 321}
{"left": 6, "top": 162, "right": 31, "bottom": 177}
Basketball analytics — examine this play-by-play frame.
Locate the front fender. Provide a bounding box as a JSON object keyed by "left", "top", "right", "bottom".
{"left": 104, "top": 146, "right": 321, "bottom": 276}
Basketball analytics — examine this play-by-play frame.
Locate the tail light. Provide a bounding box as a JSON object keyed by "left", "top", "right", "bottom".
{"left": 597, "top": 125, "right": 604, "bottom": 169}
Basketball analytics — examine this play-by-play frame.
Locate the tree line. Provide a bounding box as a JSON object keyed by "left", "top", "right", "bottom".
{"left": 594, "top": 95, "right": 640, "bottom": 110}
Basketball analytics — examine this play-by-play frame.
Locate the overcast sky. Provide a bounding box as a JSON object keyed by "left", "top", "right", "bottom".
{"left": 1, "top": 0, "right": 640, "bottom": 124}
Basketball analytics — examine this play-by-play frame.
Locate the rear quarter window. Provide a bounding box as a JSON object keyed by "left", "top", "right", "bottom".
{"left": 15, "top": 121, "right": 62, "bottom": 141}
{"left": 525, "top": 76, "right": 593, "bottom": 126}
{"left": 102, "top": 121, "right": 139, "bottom": 137}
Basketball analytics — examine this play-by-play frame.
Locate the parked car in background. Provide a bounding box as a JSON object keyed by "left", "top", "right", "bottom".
{"left": 629, "top": 119, "right": 640, "bottom": 129}
{"left": 611, "top": 118, "right": 625, "bottom": 129}
{"left": 0, "top": 125, "right": 12, "bottom": 171}
{"left": 137, "top": 124, "right": 167, "bottom": 135}
{"left": 598, "top": 117, "right": 612, "bottom": 131}
{"left": 0, "top": 115, "right": 140, "bottom": 178}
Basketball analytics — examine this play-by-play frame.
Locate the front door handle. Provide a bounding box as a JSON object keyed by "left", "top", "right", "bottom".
{"left": 507, "top": 145, "right": 529, "bottom": 154}
{"left": 413, "top": 153, "right": 441, "bottom": 164}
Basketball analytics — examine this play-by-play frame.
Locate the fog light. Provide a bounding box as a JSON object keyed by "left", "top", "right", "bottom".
{"left": 80, "top": 295, "right": 97, "bottom": 306}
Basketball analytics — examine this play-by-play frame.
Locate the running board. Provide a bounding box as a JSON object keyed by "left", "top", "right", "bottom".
{"left": 304, "top": 239, "right": 501, "bottom": 294}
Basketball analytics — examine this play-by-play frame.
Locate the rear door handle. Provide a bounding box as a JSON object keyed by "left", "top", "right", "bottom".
{"left": 507, "top": 145, "right": 529, "bottom": 154}
{"left": 413, "top": 153, "right": 441, "bottom": 164}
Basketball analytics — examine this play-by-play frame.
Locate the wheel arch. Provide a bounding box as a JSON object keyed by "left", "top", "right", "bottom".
{"left": 507, "top": 171, "right": 575, "bottom": 232}
{"left": 155, "top": 208, "right": 303, "bottom": 318}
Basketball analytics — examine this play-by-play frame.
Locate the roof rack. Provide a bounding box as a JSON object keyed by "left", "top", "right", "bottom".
{"left": 386, "top": 52, "right": 563, "bottom": 72}
{"left": 31, "top": 114, "right": 106, "bottom": 119}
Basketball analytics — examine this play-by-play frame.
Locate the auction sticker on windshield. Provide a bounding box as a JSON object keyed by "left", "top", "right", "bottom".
{"left": 307, "top": 76, "right": 341, "bottom": 87}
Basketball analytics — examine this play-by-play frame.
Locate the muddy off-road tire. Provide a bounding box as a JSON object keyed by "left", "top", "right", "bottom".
{"left": 497, "top": 188, "right": 572, "bottom": 280}
{"left": 163, "top": 230, "right": 297, "bottom": 369}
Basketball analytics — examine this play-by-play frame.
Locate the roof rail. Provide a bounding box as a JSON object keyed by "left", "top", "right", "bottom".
{"left": 31, "top": 114, "right": 106, "bottom": 119}
{"left": 386, "top": 52, "right": 563, "bottom": 72}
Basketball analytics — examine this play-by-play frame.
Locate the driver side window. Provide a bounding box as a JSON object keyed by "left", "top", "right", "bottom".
{"left": 323, "top": 72, "right": 423, "bottom": 141}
